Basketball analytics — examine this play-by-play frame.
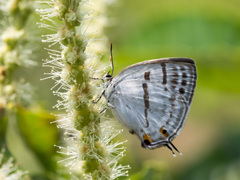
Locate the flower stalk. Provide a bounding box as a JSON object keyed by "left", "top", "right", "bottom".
{"left": 0, "top": 0, "right": 34, "bottom": 112}
{"left": 38, "top": 0, "right": 129, "bottom": 179}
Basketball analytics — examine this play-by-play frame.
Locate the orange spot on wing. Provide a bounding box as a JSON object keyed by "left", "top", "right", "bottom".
{"left": 143, "top": 134, "right": 152, "bottom": 143}
{"left": 160, "top": 127, "right": 169, "bottom": 138}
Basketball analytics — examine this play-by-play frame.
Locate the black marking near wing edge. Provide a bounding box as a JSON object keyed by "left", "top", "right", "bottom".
{"left": 142, "top": 83, "right": 150, "bottom": 127}
{"left": 169, "top": 64, "right": 197, "bottom": 141}
{"left": 189, "top": 65, "right": 197, "bottom": 104}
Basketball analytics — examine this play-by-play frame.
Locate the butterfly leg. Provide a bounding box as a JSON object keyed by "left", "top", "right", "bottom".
{"left": 89, "top": 77, "right": 104, "bottom": 83}
{"left": 100, "top": 102, "right": 115, "bottom": 114}
{"left": 100, "top": 107, "right": 108, "bottom": 114}
{"left": 92, "top": 90, "right": 105, "bottom": 104}
{"left": 107, "top": 102, "right": 115, "bottom": 110}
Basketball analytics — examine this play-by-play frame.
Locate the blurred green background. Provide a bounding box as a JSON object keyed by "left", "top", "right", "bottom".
{"left": 1, "top": 0, "right": 240, "bottom": 179}
{"left": 106, "top": 0, "right": 240, "bottom": 179}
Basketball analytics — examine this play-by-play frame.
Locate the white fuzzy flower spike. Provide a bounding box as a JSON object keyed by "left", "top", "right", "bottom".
{"left": 38, "top": 0, "right": 130, "bottom": 179}
{"left": 0, "top": 148, "right": 28, "bottom": 180}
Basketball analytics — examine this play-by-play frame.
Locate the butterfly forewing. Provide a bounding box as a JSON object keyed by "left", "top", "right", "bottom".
{"left": 107, "top": 58, "right": 197, "bottom": 149}
{"left": 112, "top": 58, "right": 196, "bottom": 104}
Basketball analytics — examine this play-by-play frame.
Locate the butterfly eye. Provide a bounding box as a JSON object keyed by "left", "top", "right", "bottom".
{"left": 160, "top": 127, "right": 169, "bottom": 137}
{"left": 105, "top": 74, "right": 112, "bottom": 78}
{"left": 143, "top": 134, "right": 152, "bottom": 145}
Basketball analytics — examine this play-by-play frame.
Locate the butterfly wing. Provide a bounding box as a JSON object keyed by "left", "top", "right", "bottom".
{"left": 107, "top": 58, "right": 197, "bottom": 149}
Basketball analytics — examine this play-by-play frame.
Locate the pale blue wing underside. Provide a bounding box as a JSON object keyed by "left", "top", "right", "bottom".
{"left": 111, "top": 80, "right": 188, "bottom": 143}
{"left": 111, "top": 58, "right": 196, "bottom": 105}
{"left": 107, "top": 58, "right": 197, "bottom": 148}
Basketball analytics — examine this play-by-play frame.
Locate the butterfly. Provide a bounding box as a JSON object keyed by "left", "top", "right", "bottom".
{"left": 93, "top": 44, "right": 197, "bottom": 156}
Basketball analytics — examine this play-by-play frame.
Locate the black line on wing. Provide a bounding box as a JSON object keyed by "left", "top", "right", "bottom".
{"left": 142, "top": 83, "right": 150, "bottom": 127}
{"left": 144, "top": 71, "right": 150, "bottom": 81}
{"left": 161, "top": 63, "right": 167, "bottom": 85}
{"left": 126, "top": 104, "right": 131, "bottom": 110}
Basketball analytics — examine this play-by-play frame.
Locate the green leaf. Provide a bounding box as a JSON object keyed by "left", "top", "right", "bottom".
{"left": 6, "top": 110, "right": 45, "bottom": 175}
{"left": 17, "top": 107, "right": 59, "bottom": 172}
{"left": 6, "top": 107, "right": 59, "bottom": 177}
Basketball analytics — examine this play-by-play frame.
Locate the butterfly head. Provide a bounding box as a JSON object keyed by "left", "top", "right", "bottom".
{"left": 103, "top": 71, "right": 113, "bottom": 82}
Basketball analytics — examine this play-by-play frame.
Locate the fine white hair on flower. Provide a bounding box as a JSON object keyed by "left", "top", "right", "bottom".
{"left": 38, "top": 0, "right": 130, "bottom": 179}
{"left": 54, "top": 120, "right": 130, "bottom": 178}
{"left": 0, "top": 148, "right": 28, "bottom": 180}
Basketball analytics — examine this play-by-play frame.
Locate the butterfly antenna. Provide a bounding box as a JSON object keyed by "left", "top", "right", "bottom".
{"left": 110, "top": 43, "right": 114, "bottom": 76}
{"left": 169, "top": 141, "right": 183, "bottom": 156}
{"left": 166, "top": 144, "right": 176, "bottom": 157}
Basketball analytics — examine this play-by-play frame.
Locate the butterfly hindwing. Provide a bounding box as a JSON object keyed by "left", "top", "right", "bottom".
{"left": 110, "top": 79, "right": 188, "bottom": 148}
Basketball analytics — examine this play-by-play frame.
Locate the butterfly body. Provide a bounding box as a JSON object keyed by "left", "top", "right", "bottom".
{"left": 103, "top": 57, "right": 197, "bottom": 151}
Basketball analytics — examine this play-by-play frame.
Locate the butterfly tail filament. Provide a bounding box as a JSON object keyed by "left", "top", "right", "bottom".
{"left": 166, "top": 141, "right": 182, "bottom": 157}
